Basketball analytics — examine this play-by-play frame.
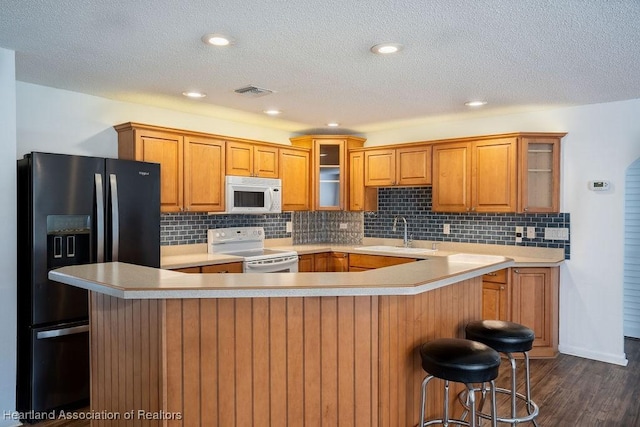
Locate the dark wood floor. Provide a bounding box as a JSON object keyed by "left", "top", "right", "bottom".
{"left": 29, "top": 338, "right": 640, "bottom": 426}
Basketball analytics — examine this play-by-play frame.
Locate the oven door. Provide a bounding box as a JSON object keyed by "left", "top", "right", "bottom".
{"left": 244, "top": 255, "right": 299, "bottom": 273}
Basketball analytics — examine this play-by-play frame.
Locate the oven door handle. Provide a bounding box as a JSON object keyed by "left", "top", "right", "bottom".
{"left": 246, "top": 257, "right": 297, "bottom": 270}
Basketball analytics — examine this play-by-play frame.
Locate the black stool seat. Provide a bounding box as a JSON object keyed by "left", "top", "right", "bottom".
{"left": 419, "top": 338, "right": 501, "bottom": 384}
{"left": 466, "top": 320, "right": 535, "bottom": 353}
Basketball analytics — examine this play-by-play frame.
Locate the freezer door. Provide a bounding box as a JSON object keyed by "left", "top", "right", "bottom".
{"left": 105, "top": 159, "right": 160, "bottom": 268}
{"left": 29, "top": 321, "right": 90, "bottom": 414}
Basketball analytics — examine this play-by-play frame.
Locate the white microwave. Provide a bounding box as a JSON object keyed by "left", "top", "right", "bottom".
{"left": 225, "top": 176, "right": 282, "bottom": 214}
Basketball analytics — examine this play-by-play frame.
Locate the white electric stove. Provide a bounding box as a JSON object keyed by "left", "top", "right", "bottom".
{"left": 207, "top": 227, "right": 298, "bottom": 273}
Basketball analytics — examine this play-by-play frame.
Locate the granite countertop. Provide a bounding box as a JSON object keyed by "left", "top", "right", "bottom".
{"left": 49, "top": 251, "right": 513, "bottom": 299}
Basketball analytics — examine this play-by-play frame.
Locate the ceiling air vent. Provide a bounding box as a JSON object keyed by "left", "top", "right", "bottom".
{"left": 234, "top": 85, "right": 274, "bottom": 98}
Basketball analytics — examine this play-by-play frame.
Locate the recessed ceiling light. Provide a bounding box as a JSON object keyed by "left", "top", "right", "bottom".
{"left": 182, "top": 91, "right": 206, "bottom": 98}
{"left": 370, "top": 43, "right": 403, "bottom": 54}
{"left": 464, "top": 100, "right": 488, "bottom": 107}
{"left": 201, "top": 33, "right": 233, "bottom": 46}
{"left": 263, "top": 109, "right": 282, "bottom": 116}
{"left": 326, "top": 122, "right": 340, "bottom": 127}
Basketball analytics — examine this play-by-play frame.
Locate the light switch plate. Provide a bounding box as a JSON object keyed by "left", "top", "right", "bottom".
{"left": 443, "top": 224, "right": 451, "bottom": 235}
{"left": 544, "top": 227, "right": 569, "bottom": 240}
{"left": 286, "top": 221, "right": 292, "bottom": 233}
{"left": 339, "top": 222, "right": 348, "bottom": 230}
{"left": 527, "top": 227, "right": 536, "bottom": 239}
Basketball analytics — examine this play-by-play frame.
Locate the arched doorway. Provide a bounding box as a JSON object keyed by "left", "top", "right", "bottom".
{"left": 624, "top": 158, "right": 640, "bottom": 338}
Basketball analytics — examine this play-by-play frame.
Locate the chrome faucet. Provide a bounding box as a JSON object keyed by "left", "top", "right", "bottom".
{"left": 392, "top": 216, "right": 409, "bottom": 247}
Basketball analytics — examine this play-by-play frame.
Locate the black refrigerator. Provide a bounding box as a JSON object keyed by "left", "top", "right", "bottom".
{"left": 16, "top": 152, "right": 160, "bottom": 418}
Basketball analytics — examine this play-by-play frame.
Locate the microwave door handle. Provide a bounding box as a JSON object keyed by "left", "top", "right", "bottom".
{"left": 268, "top": 188, "right": 275, "bottom": 210}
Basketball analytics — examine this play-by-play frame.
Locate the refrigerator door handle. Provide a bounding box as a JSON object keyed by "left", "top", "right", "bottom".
{"left": 109, "top": 174, "right": 119, "bottom": 262}
{"left": 95, "top": 173, "right": 104, "bottom": 262}
{"left": 36, "top": 324, "right": 90, "bottom": 340}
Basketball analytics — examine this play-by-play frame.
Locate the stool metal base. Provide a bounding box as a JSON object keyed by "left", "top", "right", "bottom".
{"left": 419, "top": 375, "right": 497, "bottom": 427}
{"left": 458, "top": 352, "right": 539, "bottom": 426}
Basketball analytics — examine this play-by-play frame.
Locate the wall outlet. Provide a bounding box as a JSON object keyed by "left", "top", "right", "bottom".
{"left": 286, "top": 221, "right": 292, "bottom": 233}
{"left": 527, "top": 226, "right": 536, "bottom": 239}
{"left": 515, "top": 226, "right": 523, "bottom": 243}
{"left": 339, "top": 222, "right": 348, "bottom": 230}
{"left": 443, "top": 224, "right": 450, "bottom": 235}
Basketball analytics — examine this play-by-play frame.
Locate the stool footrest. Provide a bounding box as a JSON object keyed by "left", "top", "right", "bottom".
{"left": 419, "top": 419, "right": 473, "bottom": 426}
{"left": 458, "top": 387, "right": 539, "bottom": 424}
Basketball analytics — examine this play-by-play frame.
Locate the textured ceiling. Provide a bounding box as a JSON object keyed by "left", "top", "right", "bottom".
{"left": 1, "top": 0, "right": 639, "bottom": 134}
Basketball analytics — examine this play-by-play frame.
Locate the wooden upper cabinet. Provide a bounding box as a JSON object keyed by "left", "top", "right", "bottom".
{"left": 116, "top": 125, "right": 184, "bottom": 213}
{"left": 432, "top": 141, "right": 471, "bottom": 212}
{"left": 184, "top": 136, "right": 225, "bottom": 212}
{"left": 364, "top": 145, "right": 432, "bottom": 187}
{"left": 364, "top": 149, "right": 395, "bottom": 186}
{"left": 433, "top": 137, "right": 517, "bottom": 213}
{"left": 349, "top": 150, "right": 377, "bottom": 211}
{"left": 397, "top": 145, "right": 432, "bottom": 185}
{"left": 472, "top": 137, "right": 517, "bottom": 212}
{"left": 226, "top": 141, "right": 278, "bottom": 178}
{"left": 518, "top": 136, "right": 562, "bottom": 213}
{"left": 279, "top": 147, "right": 311, "bottom": 211}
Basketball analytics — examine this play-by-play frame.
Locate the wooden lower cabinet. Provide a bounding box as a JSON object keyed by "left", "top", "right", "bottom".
{"left": 330, "top": 252, "right": 349, "bottom": 272}
{"left": 173, "top": 266, "right": 201, "bottom": 274}
{"left": 201, "top": 262, "right": 243, "bottom": 273}
{"left": 172, "top": 262, "right": 243, "bottom": 274}
{"left": 481, "top": 269, "right": 509, "bottom": 321}
{"left": 511, "top": 267, "right": 559, "bottom": 358}
{"left": 314, "top": 252, "right": 330, "bottom": 272}
{"left": 297, "top": 254, "right": 314, "bottom": 272}
{"left": 348, "top": 253, "right": 416, "bottom": 271}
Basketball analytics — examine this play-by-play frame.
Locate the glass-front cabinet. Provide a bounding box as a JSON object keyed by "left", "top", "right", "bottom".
{"left": 518, "top": 135, "right": 564, "bottom": 213}
{"left": 290, "top": 135, "right": 366, "bottom": 211}
{"left": 318, "top": 142, "right": 343, "bottom": 209}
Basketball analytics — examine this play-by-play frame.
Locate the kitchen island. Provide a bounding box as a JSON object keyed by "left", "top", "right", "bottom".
{"left": 50, "top": 254, "right": 512, "bottom": 427}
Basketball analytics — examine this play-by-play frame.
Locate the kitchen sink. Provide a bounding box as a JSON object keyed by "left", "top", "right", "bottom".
{"left": 356, "top": 245, "right": 437, "bottom": 255}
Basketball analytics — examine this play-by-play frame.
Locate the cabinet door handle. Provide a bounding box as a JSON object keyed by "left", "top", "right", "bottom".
{"left": 514, "top": 269, "right": 519, "bottom": 273}
{"left": 500, "top": 286, "right": 505, "bottom": 290}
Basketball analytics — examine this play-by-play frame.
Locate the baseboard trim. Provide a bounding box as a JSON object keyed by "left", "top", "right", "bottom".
{"left": 558, "top": 344, "right": 629, "bottom": 366}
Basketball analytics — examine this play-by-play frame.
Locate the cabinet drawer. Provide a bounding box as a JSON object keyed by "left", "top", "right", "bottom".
{"left": 483, "top": 268, "right": 507, "bottom": 283}
{"left": 349, "top": 253, "right": 416, "bottom": 270}
{"left": 173, "top": 266, "right": 201, "bottom": 274}
{"left": 201, "top": 262, "right": 243, "bottom": 273}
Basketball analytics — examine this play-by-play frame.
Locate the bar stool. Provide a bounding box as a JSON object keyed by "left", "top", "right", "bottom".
{"left": 419, "top": 338, "right": 501, "bottom": 427}
{"left": 463, "top": 320, "right": 539, "bottom": 426}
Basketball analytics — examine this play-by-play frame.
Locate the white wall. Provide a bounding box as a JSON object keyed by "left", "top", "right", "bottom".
{"left": 366, "top": 99, "right": 640, "bottom": 365}
{"left": 0, "top": 48, "right": 18, "bottom": 426}
{"left": 16, "top": 82, "right": 293, "bottom": 159}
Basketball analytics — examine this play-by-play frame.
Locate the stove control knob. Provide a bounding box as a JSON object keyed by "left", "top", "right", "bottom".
{"left": 221, "top": 232, "right": 226, "bottom": 237}
{"left": 215, "top": 232, "right": 220, "bottom": 238}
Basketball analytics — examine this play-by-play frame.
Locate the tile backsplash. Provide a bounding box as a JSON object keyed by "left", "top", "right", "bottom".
{"left": 292, "top": 211, "right": 363, "bottom": 245}
{"left": 160, "top": 187, "right": 570, "bottom": 259}
{"left": 364, "top": 187, "right": 571, "bottom": 259}
{"left": 160, "top": 212, "right": 291, "bottom": 245}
